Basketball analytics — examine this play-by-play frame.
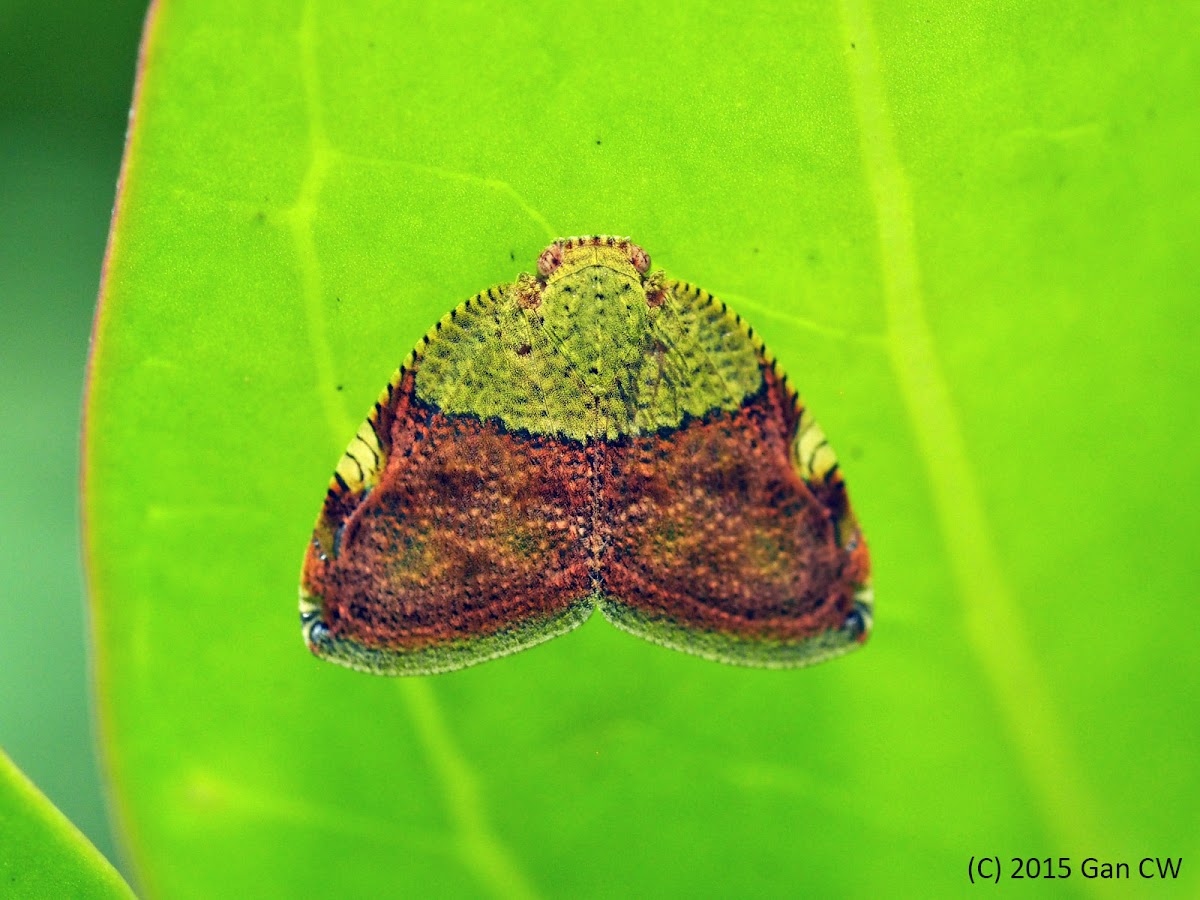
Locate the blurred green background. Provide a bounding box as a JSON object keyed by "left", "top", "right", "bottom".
{"left": 1, "top": 0, "right": 147, "bottom": 865}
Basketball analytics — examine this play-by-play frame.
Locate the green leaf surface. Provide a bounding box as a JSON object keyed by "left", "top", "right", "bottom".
{"left": 0, "top": 749, "right": 135, "bottom": 899}
{"left": 85, "top": 0, "right": 1199, "bottom": 896}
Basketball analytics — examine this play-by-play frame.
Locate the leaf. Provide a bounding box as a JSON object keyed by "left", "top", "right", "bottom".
{"left": 85, "top": 0, "right": 1199, "bottom": 896}
{"left": 0, "top": 749, "right": 135, "bottom": 899}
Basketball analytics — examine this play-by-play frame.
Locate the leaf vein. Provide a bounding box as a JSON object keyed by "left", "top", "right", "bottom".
{"left": 838, "top": 0, "right": 1111, "bottom": 866}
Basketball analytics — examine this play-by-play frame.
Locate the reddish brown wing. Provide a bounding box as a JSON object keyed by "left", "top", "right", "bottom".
{"left": 598, "top": 360, "right": 871, "bottom": 668}
{"left": 300, "top": 369, "right": 595, "bottom": 674}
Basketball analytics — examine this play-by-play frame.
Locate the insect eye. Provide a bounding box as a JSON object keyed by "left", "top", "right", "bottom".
{"left": 628, "top": 244, "right": 651, "bottom": 274}
{"left": 537, "top": 243, "right": 564, "bottom": 277}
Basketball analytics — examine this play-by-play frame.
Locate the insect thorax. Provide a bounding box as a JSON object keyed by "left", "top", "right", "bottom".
{"left": 414, "top": 263, "right": 762, "bottom": 441}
